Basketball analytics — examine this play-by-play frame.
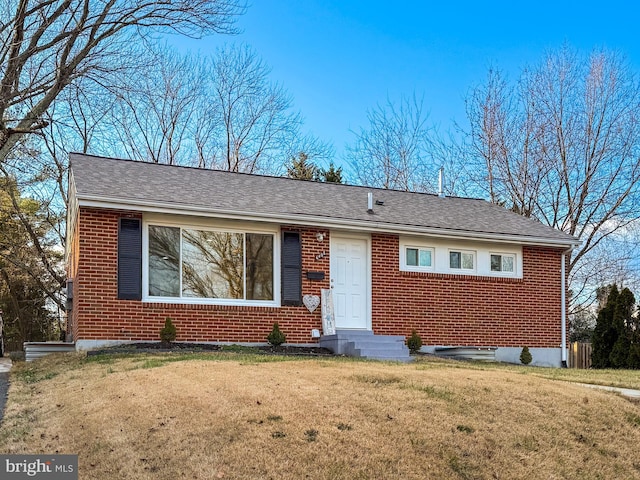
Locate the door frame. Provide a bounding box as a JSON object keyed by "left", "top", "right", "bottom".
{"left": 329, "top": 231, "right": 372, "bottom": 331}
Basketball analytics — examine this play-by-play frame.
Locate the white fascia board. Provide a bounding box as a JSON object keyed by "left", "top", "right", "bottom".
{"left": 76, "top": 196, "right": 580, "bottom": 249}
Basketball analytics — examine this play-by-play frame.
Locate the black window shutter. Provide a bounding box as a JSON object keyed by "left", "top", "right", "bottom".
{"left": 281, "top": 231, "right": 302, "bottom": 306}
{"left": 118, "top": 218, "right": 142, "bottom": 300}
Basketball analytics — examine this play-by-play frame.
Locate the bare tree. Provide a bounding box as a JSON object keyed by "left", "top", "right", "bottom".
{"left": 207, "top": 44, "right": 331, "bottom": 173}
{"left": 60, "top": 43, "right": 332, "bottom": 173}
{"left": 465, "top": 67, "right": 552, "bottom": 214}
{"left": 464, "top": 46, "right": 640, "bottom": 306}
{"left": 347, "top": 94, "right": 436, "bottom": 191}
{"left": 103, "top": 50, "right": 207, "bottom": 165}
{"left": 8, "top": 41, "right": 330, "bottom": 320}
{"left": 0, "top": 0, "right": 245, "bottom": 317}
{"left": 0, "top": 0, "right": 245, "bottom": 163}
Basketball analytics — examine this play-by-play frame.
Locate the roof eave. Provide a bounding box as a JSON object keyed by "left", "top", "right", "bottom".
{"left": 76, "top": 195, "right": 580, "bottom": 248}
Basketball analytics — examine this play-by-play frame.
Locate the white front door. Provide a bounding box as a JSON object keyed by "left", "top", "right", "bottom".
{"left": 330, "top": 235, "right": 370, "bottom": 329}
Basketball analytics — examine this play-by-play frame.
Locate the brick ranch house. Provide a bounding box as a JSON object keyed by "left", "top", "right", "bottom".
{"left": 66, "top": 153, "right": 579, "bottom": 366}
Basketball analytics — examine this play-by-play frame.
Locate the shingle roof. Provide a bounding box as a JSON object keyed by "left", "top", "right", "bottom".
{"left": 69, "top": 153, "right": 578, "bottom": 247}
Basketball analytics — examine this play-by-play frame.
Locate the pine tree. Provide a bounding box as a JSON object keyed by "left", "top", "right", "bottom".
{"left": 519, "top": 346, "right": 533, "bottom": 365}
{"left": 160, "top": 317, "right": 177, "bottom": 346}
{"left": 406, "top": 330, "right": 422, "bottom": 353}
{"left": 591, "top": 285, "right": 640, "bottom": 369}
{"left": 267, "top": 322, "right": 286, "bottom": 346}
{"left": 610, "top": 288, "right": 635, "bottom": 368}
{"left": 286, "top": 153, "right": 318, "bottom": 180}
{"left": 627, "top": 343, "right": 640, "bottom": 369}
{"left": 318, "top": 162, "right": 344, "bottom": 183}
{"left": 628, "top": 297, "right": 640, "bottom": 368}
{"left": 591, "top": 285, "right": 619, "bottom": 368}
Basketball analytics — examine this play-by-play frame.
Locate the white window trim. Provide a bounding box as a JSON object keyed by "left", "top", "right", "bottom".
{"left": 399, "top": 243, "right": 435, "bottom": 272}
{"left": 399, "top": 235, "right": 522, "bottom": 278}
{"left": 448, "top": 249, "right": 476, "bottom": 273}
{"left": 489, "top": 252, "right": 517, "bottom": 277}
{"left": 142, "top": 217, "right": 281, "bottom": 306}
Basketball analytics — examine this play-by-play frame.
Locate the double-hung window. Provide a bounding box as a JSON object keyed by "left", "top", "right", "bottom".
{"left": 490, "top": 253, "right": 515, "bottom": 274}
{"left": 449, "top": 250, "right": 475, "bottom": 272}
{"left": 147, "top": 224, "right": 275, "bottom": 303}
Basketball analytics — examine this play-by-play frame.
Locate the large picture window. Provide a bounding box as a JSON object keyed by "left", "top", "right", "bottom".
{"left": 147, "top": 224, "right": 274, "bottom": 302}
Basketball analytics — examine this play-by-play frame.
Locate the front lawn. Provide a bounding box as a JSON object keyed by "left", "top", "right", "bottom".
{"left": 2, "top": 352, "right": 640, "bottom": 479}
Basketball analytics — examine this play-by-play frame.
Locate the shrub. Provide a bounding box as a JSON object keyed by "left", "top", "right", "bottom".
{"left": 160, "top": 317, "right": 177, "bottom": 346}
{"left": 406, "top": 330, "right": 423, "bottom": 354}
{"left": 8, "top": 351, "right": 25, "bottom": 362}
{"left": 520, "top": 346, "right": 532, "bottom": 365}
{"left": 267, "top": 322, "right": 286, "bottom": 346}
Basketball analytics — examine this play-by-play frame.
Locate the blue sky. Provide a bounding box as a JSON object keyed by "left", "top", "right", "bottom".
{"left": 172, "top": 1, "right": 640, "bottom": 164}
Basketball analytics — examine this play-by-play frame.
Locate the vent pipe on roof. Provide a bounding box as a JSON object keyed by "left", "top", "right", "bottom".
{"left": 367, "top": 192, "right": 374, "bottom": 213}
{"left": 438, "top": 167, "right": 445, "bottom": 198}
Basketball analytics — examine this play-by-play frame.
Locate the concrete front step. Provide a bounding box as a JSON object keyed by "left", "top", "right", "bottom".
{"left": 320, "top": 330, "right": 411, "bottom": 362}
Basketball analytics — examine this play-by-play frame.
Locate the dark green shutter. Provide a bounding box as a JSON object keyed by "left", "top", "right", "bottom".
{"left": 281, "top": 231, "right": 302, "bottom": 306}
{"left": 118, "top": 218, "right": 142, "bottom": 300}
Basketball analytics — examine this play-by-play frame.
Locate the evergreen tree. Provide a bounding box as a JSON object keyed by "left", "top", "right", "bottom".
{"left": 628, "top": 295, "right": 640, "bottom": 368}
{"left": 609, "top": 288, "right": 635, "bottom": 368}
{"left": 519, "top": 346, "right": 532, "bottom": 365}
{"left": 318, "top": 162, "right": 344, "bottom": 183}
{"left": 286, "top": 152, "right": 318, "bottom": 180}
{"left": 286, "top": 154, "right": 345, "bottom": 184}
{"left": 591, "top": 285, "right": 640, "bottom": 369}
{"left": 591, "top": 285, "right": 619, "bottom": 368}
{"left": 627, "top": 342, "right": 640, "bottom": 369}
{"left": 610, "top": 334, "right": 631, "bottom": 368}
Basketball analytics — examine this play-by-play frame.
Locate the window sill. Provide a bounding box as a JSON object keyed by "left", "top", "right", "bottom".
{"left": 398, "top": 270, "right": 523, "bottom": 282}
{"left": 142, "top": 297, "right": 281, "bottom": 308}
{"left": 399, "top": 266, "right": 435, "bottom": 274}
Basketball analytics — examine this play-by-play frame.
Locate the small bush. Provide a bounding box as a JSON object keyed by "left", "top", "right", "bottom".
{"left": 8, "top": 351, "right": 25, "bottom": 362}
{"left": 160, "top": 317, "right": 177, "bottom": 346}
{"left": 520, "top": 346, "right": 532, "bottom": 365}
{"left": 267, "top": 322, "right": 286, "bottom": 346}
{"left": 407, "top": 330, "right": 423, "bottom": 354}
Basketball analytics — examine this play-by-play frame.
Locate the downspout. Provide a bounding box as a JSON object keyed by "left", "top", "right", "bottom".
{"left": 560, "top": 245, "right": 575, "bottom": 368}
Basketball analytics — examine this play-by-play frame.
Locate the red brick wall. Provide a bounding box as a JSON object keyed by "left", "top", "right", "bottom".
{"left": 69, "top": 208, "right": 329, "bottom": 344}
{"left": 371, "top": 234, "right": 563, "bottom": 348}
{"left": 69, "top": 208, "right": 565, "bottom": 348}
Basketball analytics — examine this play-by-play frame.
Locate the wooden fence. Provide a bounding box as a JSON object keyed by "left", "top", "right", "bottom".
{"left": 568, "top": 342, "right": 592, "bottom": 369}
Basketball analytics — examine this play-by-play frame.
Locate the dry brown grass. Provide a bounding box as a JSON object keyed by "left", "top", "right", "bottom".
{"left": 2, "top": 352, "right": 640, "bottom": 479}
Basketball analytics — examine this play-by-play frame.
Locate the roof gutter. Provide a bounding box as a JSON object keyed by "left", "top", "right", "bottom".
{"left": 76, "top": 195, "right": 580, "bottom": 249}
